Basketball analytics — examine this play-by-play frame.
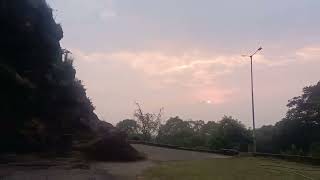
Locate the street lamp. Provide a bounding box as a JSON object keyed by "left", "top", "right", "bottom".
{"left": 242, "top": 47, "right": 262, "bottom": 153}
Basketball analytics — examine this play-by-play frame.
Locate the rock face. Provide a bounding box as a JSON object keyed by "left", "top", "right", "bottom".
{"left": 0, "top": 0, "right": 141, "bottom": 161}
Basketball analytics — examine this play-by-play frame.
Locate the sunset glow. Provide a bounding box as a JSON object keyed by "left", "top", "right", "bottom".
{"left": 48, "top": 0, "right": 320, "bottom": 126}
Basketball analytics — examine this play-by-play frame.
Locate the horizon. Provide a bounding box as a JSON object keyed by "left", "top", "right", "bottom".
{"left": 47, "top": 0, "right": 320, "bottom": 127}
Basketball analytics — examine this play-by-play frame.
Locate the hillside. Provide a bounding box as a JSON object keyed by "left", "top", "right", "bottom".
{"left": 0, "top": 0, "right": 140, "bottom": 161}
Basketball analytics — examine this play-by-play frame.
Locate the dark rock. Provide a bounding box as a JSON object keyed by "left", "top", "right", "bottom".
{"left": 0, "top": 0, "right": 141, "bottom": 161}
{"left": 78, "top": 134, "right": 145, "bottom": 161}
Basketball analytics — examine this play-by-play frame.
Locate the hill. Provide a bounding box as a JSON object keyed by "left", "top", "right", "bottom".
{"left": 0, "top": 0, "right": 140, "bottom": 161}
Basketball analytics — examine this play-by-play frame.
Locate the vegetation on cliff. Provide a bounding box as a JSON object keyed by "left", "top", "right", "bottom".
{"left": 0, "top": 0, "right": 141, "bottom": 161}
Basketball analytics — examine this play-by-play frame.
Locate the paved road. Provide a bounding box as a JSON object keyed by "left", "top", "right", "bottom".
{"left": 133, "top": 144, "right": 227, "bottom": 161}
{"left": 0, "top": 144, "right": 228, "bottom": 180}
{"left": 93, "top": 144, "right": 228, "bottom": 179}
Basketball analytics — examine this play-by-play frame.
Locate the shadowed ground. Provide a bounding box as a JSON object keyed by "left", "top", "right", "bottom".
{"left": 0, "top": 144, "right": 228, "bottom": 180}
{"left": 3, "top": 145, "right": 318, "bottom": 179}
{"left": 93, "top": 144, "right": 228, "bottom": 179}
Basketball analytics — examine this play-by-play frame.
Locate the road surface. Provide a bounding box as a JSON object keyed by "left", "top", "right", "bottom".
{"left": 0, "top": 144, "right": 228, "bottom": 180}
{"left": 93, "top": 144, "right": 228, "bottom": 179}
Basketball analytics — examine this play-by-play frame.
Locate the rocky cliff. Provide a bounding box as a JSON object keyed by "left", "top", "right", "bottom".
{"left": 0, "top": 0, "right": 141, "bottom": 161}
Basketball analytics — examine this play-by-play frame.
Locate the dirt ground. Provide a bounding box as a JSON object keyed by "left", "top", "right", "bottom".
{"left": 0, "top": 144, "right": 228, "bottom": 180}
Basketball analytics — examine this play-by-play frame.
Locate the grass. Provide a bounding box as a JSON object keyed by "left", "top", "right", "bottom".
{"left": 142, "top": 157, "right": 320, "bottom": 180}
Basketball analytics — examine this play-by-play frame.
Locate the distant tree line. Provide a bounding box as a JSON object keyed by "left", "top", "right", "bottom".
{"left": 117, "top": 115, "right": 251, "bottom": 151}
{"left": 117, "top": 82, "right": 320, "bottom": 157}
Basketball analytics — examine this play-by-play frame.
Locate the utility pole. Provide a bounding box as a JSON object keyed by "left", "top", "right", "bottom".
{"left": 242, "top": 47, "right": 262, "bottom": 153}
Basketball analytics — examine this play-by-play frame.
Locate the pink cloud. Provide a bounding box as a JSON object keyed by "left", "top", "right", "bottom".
{"left": 296, "top": 46, "right": 320, "bottom": 60}
{"left": 72, "top": 46, "right": 318, "bottom": 105}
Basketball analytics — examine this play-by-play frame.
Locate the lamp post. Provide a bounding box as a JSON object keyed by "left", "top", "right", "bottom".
{"left": 242, "top": 47, "right": 262, "bottom": 153}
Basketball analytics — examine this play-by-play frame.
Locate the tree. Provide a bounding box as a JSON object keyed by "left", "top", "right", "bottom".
{"left": 116, "top": 119, "right": 140, "bottom": 138}
{"left": 209, "top": 116, "right": 251, "bottom": 150}
{"left": 134, "top": 102, "right": 163, "bottom": 141}
{"left": 157, "top": 116, "right": 194, "bottom": 146}
{"left": 256, "top": 125, "right": 276, "bottom": 153}
{"left": 200, "top": 121, "right": 219, "bottom": 146}
{"left": 272, "top": 82, "right": 320, "bottom": 154}
{"left": 287, "top": 81, "right": 320, "bottom": 126}
{"left": 188, "top": 120, "right": 205, "bottom": 133}
{"left": 157, "top": 116, "right": 250, "bottom": 150}
{"left": 200, "top": 121, "right": 219, "bottom": 136}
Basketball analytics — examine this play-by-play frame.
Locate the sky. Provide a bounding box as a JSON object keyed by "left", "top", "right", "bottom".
{"left": 47, "top": 0, "right": 320, "bottom": 127}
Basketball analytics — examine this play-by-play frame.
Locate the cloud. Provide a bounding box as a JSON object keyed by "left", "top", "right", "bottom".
{"left": 72, "top": 45, "right": 318, "bottom": 105}
{"left": 75, "top": 50, "right": 265, "bottom": 106}
{"left": 72, "top": 48, "right": 294, "bottom": 86}
{"left": 100, "top": 10, "right": 117, "bottom": 19}
{"left": 73, "top": 49, "right": 247, "bottom": 104}
{"left": 74, "top": 50, "right": 246, "bottom": 73}
{"left": 296, "top": 46, "right": 320, "bottom": 60}
{"left": 73, "top": 49, "right": 247, "bottom": 87}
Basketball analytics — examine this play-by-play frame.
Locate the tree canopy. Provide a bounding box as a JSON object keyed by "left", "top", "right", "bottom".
{"left": 133, "top": 103, "right": 163, "bottom": 141}
{"left": 256, "top": 81, "right": 320, "bottom": 156}
{"left": 116, "top": 119, "right": 140, "bottom": 137}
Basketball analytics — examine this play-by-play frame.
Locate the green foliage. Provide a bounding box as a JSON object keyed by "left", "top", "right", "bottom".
{"left": 116, "top": 119, "right": 140, "bottom": 138}
{"left": 156, "top": 116, "right": 251, "bottom": 150}
{"left": 282, "top": 144, "right": 304, "bottom": 156}
{"left": 256, "top": 81, "right": 320, "bottom": 155}
{"left": 134, "top": 103, "right": 163, "bottom": 141}
{"left": 157, "top": 116, "right": 195, "bottom": 147}
{"left": 256, "top": 125, "right": 275, "bottom": 153}
{"left": 275, "top": 82, "right": 320, "bottom": 154}
{"left": 310, "top": 143, "right": 320, "bottom": 158}
{"left": 208, "top": 116, "right": 251, "bottom": 150}
{"left": 209, "top": 136, "right": 228, "bottom": 150}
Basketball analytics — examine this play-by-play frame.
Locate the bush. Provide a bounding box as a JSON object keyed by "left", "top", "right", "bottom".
{"left": 311, "top": 143, "right": 320, "bottom": 158}
{"left": 282, "top": 144, "right": 304, "bottom": 156}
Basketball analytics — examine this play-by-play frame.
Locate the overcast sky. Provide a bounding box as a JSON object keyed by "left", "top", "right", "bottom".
{"left": 47, "top": 0, "right": 320, "bottom": 127}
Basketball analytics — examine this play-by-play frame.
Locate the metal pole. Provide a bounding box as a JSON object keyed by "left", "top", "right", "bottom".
{"left": 250, "top": 56, "right": 256, "bottom": 153}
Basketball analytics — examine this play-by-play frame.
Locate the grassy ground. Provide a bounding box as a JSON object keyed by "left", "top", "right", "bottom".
{"left": 142, "top": 157, "right": 320, "bottom": 180}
